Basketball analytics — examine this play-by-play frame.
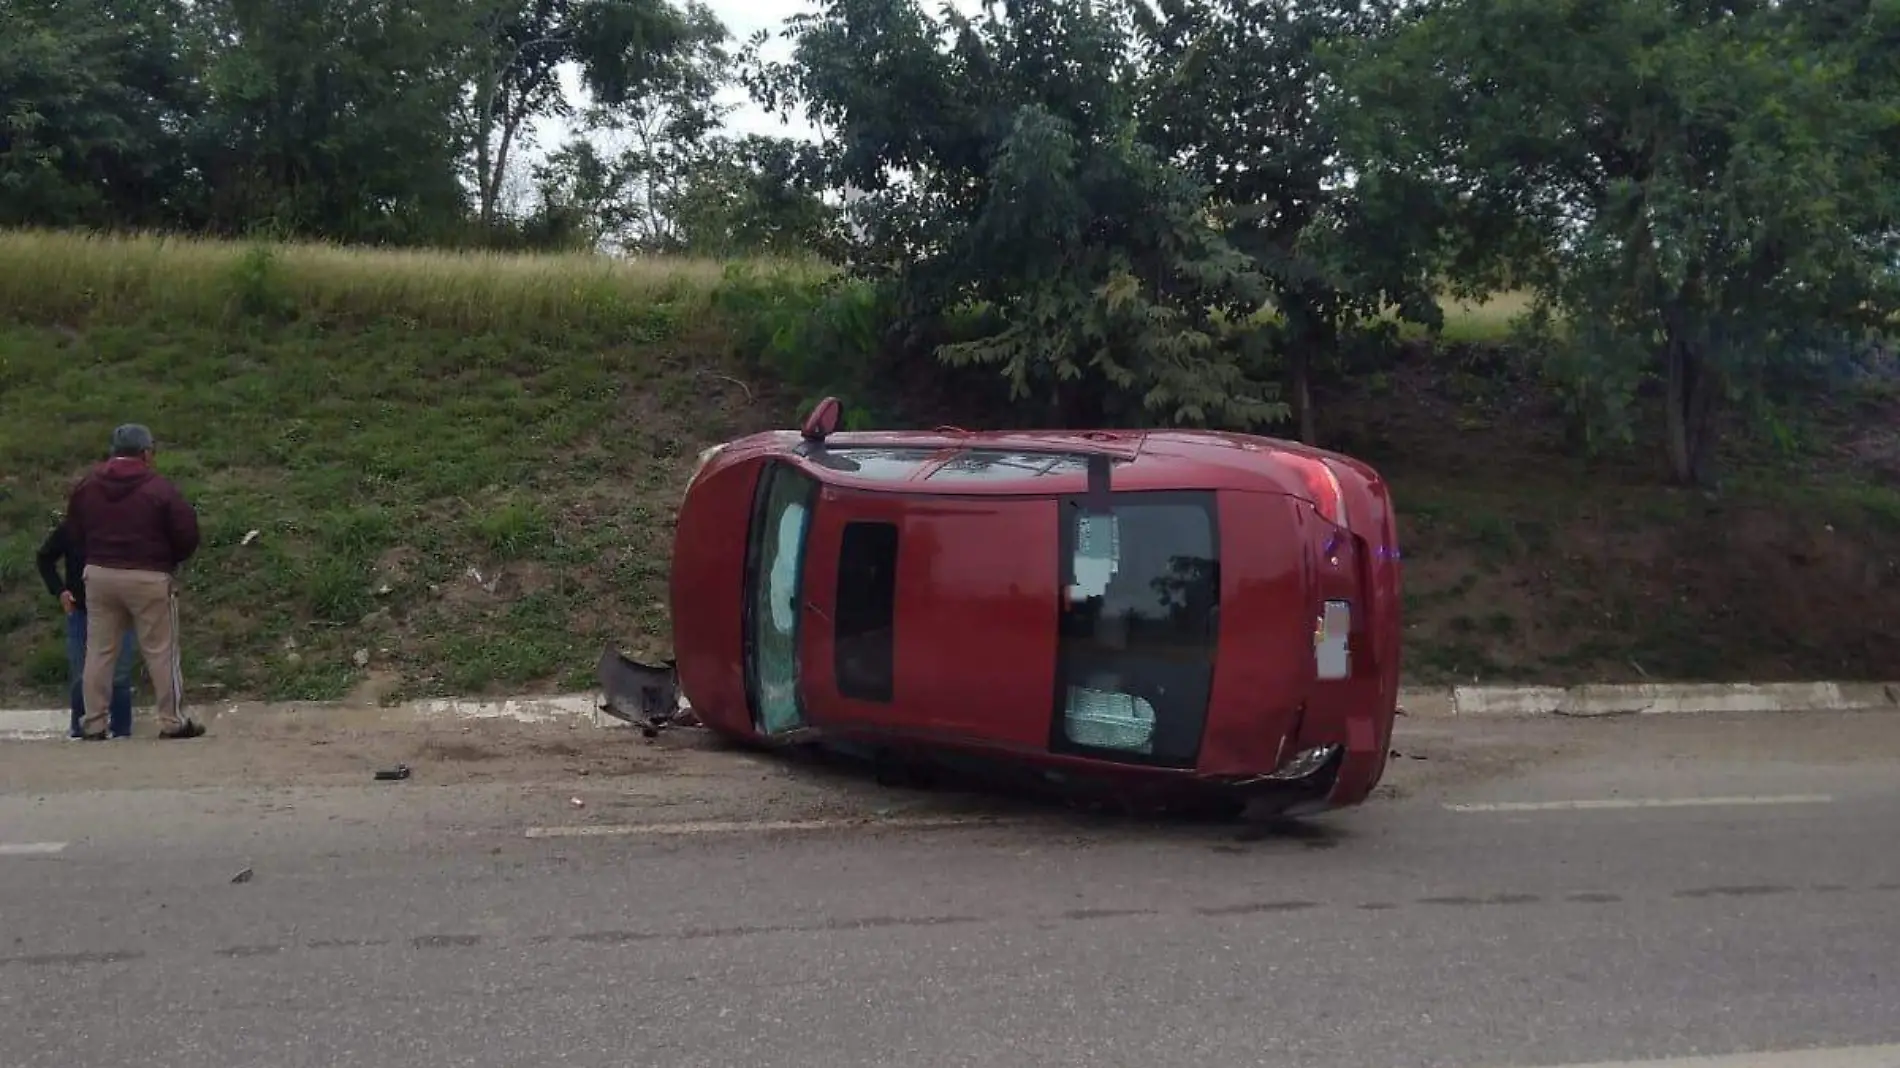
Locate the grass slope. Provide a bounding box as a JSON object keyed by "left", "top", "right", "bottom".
{"left": 0, "top": 231, "right": 814, "bottom": 703}
{"left": 0, "top": 229, "right": 1895, "bottom": 708}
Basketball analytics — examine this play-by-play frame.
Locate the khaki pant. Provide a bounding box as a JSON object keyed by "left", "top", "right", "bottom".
{"left": 81, "top": 566, "right": 186, "bottom": 736}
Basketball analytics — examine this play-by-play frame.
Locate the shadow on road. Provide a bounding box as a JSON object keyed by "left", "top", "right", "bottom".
{"left": 681, "top": 728, "right": 1362, "bottom": 850}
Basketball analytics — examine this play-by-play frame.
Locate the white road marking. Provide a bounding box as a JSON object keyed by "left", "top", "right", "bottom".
{"left": 1515, "top": 1042, "right": 1900, "bottom": 1067}
{"left": 1446, "top": 794, "right": 1835, "bottom": 813}
{"left": 0, "top": 842, "right": 68, "bottom": 856}
{"left": 525, "top": 815, "right": 1010, "bottom": 839}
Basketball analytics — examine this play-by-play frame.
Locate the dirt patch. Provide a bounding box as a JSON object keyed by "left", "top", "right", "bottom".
{"left": 1326, "top": 347, "right": 1900, "bottom": 685}
{"left": 418, "top": 739, "right": 506, "bottom": 763}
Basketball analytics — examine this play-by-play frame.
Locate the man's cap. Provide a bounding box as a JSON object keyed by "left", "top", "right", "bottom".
{"left": 110, "top": 423, "right": 156, "bottom": 456}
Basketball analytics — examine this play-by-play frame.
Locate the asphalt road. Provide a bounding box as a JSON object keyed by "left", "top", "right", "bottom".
{"left": 3, "top": 709, "right": 1900, "bottom": 1068}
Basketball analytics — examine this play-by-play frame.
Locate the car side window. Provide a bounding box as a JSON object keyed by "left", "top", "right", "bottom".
{"left": 835, "top": 521, "right": 899, "bottom": 702}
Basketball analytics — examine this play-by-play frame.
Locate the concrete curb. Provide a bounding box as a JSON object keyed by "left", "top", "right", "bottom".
{"left": 0, "top": 693, "right": 625, "bottom": 741}
{"left": 5, "top": 681, "right": 1899, "bottom": 740}
{"left": 1401, "top": 681, "right": 1900, "bottom": 719}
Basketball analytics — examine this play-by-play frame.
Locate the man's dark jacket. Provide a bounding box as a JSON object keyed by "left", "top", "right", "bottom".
{"left": 64, "top": 458, "right": 201, "bottom": 575}
{"left": 35, "top": 521, "right": 93, "bottom": 610}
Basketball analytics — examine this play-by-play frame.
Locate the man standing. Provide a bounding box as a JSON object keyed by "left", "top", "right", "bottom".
{"left": 35, "top": 517, "right": 140, "bottom": 738}
{"left": 64, "top": 424, "right": 205, "bottom": 740}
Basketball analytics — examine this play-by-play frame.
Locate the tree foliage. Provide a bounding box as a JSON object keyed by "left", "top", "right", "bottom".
{"left": 1340, "top": 0, "right": 1900, "bottom": 484}
{"left": 0, "top": 0, "right": 204, "bottom": 230}
{"left": 1134, "top": 0, "right": 1445, "bottom": 443}
{"left": 464, "top": 0, "right": 695, "bottom": 226}
{"left": 529, "top": 3, "right": 841, "bottom": 256}
{"left": 192, "top": 0, "right": 477, "bottom": 241}
{"left": 751, "top": 0, "right": 1285, "bottom": 427}
{"left": 3, "top": 0, "right": 1897, "bottom": 468}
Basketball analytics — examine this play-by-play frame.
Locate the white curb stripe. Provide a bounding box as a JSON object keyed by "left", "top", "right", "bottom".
{"left": 1446, "top": 794, "right": 1835, "bottom": 813}
{"left": 3, "top": 678, "right": 1897, "bottom": 740}
{"left": 1516, "top": 1042, "right": 1900, "bottom": 1067}
{"left": 1446, "top": 681, "right": 1900, "bottom": 718}
{"left": 0, "top": 708, "right": 67, "bottom": 740}
{"left": 0, "top": 842, "right": 69, "bottom": 856}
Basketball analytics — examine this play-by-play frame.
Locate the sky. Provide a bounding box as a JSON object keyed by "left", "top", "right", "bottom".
{"left": 534, "top": 0, "right": 822, "bottom": 163}
{"left": 704, "top": 0, "right": 823, "bottom": 139}
{"left": 531, "top": 0, "right": 986, "bottom": 165}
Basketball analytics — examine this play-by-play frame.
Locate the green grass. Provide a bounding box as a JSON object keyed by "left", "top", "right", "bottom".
{"left": 0, "top": 231, "right": 833, "bottom": 703}
{"left": 1, "top": 228, "right": 1891, "bottom": 704}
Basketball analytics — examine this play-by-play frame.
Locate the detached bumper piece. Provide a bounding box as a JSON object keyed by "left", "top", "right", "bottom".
{"left": 596, "top": 646, "right": 697, "bottom": 738}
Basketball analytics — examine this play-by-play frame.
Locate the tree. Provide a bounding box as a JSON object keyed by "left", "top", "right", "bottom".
{"left": 664, "top": 135, "right": 842, "bottom": 257}
{"left": 529, "top": 1, "right": 836, "bottom": 257}
{"left": 0, "top": 0, "right": 204, "bottom": 230}
{"left": 1133, "top": 0, "right": 1444, "bottom": 445}
{"left": 464, "top": 0, "right": 695, "bottom": 227}
{"left": 564, "top": 0, "right": 735, "bottom": 250}
{"left": 1341, "top": 0, "right": 1900, "bottom": 485}
{"left": 748, "top": 0, "right": 1282, "bottom": 427}
{"left": 191, "top": 0, "right": 474, "bottom": 242}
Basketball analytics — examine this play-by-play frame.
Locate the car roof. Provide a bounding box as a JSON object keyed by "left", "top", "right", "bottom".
{"left": 732, "top": 427, "right": 1351, "bottom": 498}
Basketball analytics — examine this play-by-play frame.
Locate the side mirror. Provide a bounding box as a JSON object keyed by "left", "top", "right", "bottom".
{"left": 800, "top": 396, "right": 844, "bottom": 442}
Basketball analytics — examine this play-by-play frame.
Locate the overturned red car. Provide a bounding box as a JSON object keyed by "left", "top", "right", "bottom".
{"left": 614, "top": 398, "right": 1403, "bottom": 817}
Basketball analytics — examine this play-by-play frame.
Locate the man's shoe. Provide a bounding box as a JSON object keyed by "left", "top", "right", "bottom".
{"left": 159, "top": 721, "right": 205, "bottom": 740}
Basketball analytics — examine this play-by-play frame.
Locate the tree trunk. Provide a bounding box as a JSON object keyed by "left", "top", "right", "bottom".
{"left": 1663, "top": 332, "right": 1718, "bottom": 487}
{"left": 486, "top": 112, "right": 523, "bottom": 225}
{"left": 1291, "top": 346, "right": 1317, "bottom": 445}
{"left": 474, "top": 62, "right": 499, "bottom": 226}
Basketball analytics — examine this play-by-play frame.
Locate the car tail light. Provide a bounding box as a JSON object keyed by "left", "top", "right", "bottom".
{"left": 1286, "top": 456, "right": 1349, "bottom": 529}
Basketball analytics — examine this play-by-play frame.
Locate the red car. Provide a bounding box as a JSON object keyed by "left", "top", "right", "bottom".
{"left": 628, "top": 398, "right": 1402, "bottom": 818}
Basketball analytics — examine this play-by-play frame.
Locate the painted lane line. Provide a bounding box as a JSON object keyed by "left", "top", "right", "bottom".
{"left": 1445, "top": 794, "right": 1835, "bottom": 813}
{"left": 0, "top": 842, "right": 69, "bottom": 856}
{"left": 525, "top": 816, "right": 1012, "bottom": 839}
{"left": 1512, "top": 1041, "right": 1900, "bottom": 1067}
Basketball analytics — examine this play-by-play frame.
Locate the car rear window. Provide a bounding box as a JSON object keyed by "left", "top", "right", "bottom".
{"left": 1053, "top": 492, "right": 1220, "bottom": 766}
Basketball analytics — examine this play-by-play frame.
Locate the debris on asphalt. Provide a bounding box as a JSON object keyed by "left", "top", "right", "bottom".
{"left": 569, "top": 797, "right": 585, "bottom": 809}
{"left": 374, "top": 764, "right": 412, "bottom": 782}
{"left": 596, "top": 646, "right": 698, "bottom": 740}
{"left": 231, "top": 867, "right": 254, "bottom": 884}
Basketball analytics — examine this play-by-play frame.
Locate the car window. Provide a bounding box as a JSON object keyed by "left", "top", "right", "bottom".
{"left": 926, "top": 450, "right": 1092, "bottom": 481}
{"left": 805, "top": 447, "right": 940, "bottom": 481}
{"left": 1054, "top": 494, "right": 1219, "bottom": 765}
{"left": 835, "top": 521, "right": 899, "bottom": 702}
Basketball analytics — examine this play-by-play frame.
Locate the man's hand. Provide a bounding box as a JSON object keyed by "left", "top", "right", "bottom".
{"left": 59, "top": 591, "right": 76, "bottom": 615}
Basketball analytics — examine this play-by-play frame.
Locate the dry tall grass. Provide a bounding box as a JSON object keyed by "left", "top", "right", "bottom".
{"left": 0, "top": 228, "right": 1528, "bottom": 341}
{"left": 0, "top": 229, "right": 832, "bottom": 333}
